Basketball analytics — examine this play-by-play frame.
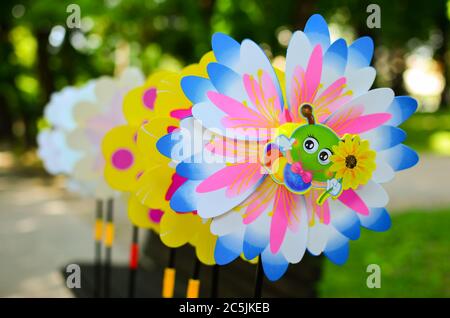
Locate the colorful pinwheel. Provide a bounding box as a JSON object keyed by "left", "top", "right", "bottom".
{"left": 101, "top": 54, "right": 218, "bottom": 266}
{"left": 37, "top": 82, "right": 96, "bottom": 178}
{"left": 68, "top": 68, "right": 144, "bottom": 199}
{"left": 158, "top": 14, "right": 419, "bottom": 281}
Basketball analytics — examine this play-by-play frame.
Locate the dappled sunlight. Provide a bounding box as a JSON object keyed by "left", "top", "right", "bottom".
{"left": 404, "top": 46, "right": 445, "bottom": 112}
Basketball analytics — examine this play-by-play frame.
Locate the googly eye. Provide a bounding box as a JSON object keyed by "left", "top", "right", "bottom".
{"left": 303, "top": 137, "right": 318, "bottom": 154}
{"left": 318, "top": 149, "right": 332, "bottom": 165}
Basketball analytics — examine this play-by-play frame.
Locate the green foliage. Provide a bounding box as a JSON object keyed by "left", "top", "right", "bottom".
{"left": 319, "top": 209, "right": 450, "bottom": 297}
{"left": 402, "top": 111, "right": 450, "bottom": 152}
{"left": 1, "top": 0, "right": 450, "bottom": 151}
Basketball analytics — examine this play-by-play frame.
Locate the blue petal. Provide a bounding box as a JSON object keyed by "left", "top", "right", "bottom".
{"left": 359, "top": 208, "right": 391, "bottom": 232}
{"left": 381, "top": 144, "right": 419, "bottom": 171}
{"left": 347, "top": 36, "right": 374, "bottom": 70}
{"left": 366, "top": 125, "right": 407, "bottom": 151}
{"left": 324, "top": 230, "right": 349, "bottom": 265}
{"left": 212, "top": 32, "right": 241, "bottom": 70}
{"left": 386, "top": 96, "right": 418, "bottom": 126}
{"left": 304, "top": 14, "right": 330, "bottom": 51}
{"left": 240, "top": 39, "right": 284, "bottom": 107}
{"left": 156, "top": 133, "right": 179, "bottom": 159}
{"left": 243, "top": 226, "right": 269, "bottom": 260}
{"left": 181, "top": 76, "right": 215, "bottom": 104}
{"left": 243, "top": 241, "right": 264, "bottom": 261}
{"left": 191, "top": 101, "right": 227, "bottom": 133}
{"left": 207, "top": 62, "right": 246, "bottom": 101}
{"left": 261, "top": 248, "right": 289, "bottom": 281}
{"left": 332, "top": 210, "right": 361, "bottom": 240}
{"left": 214, "top": 232, "right": 243, "bottom": 265}
{"left": 169, "top": 180, "right": 201, "bottom": 212}
{"left": 323, "top": 38, "right": 348, "bottom": 75}
{"left": 176, "top": 158, "right": 224, "bottom": 181}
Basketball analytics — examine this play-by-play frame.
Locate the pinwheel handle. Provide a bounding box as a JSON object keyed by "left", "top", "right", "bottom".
{"left": 162, "top": 267, "right": 176, "bottom": 298}
{"left": 186, "top": 279, "right": 200, "bottom": 298}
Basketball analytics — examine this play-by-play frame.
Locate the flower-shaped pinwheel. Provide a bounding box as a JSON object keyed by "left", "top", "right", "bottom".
{"left": 158, "top": 14, "right": 419, "bottom": 280}
{"left": 101, "top": 54, "right": 218, "bottom": 264}
{"left": 37, "top": 82, "right": 96, "bottom": 177}
{"left": 68, "top": 68, "right": 144, "bottom": 199}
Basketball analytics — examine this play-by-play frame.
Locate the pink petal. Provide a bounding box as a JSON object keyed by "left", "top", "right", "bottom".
{"left": 165, "top": 173, "right": 187, "bottom": 201}
{"left": 335, "top": 113, "right": 392, "bottom": 135}
{"left": 314, "top": 196, "right": 330, "bottom": 224}
{"left": 170, "top": 108, "right": 192, "bottom": 120}
{"left": 243, "top": 182, "right": 277, "bottom": 225}
{"left": 208, "top": 91, "right": 268, "bottom": 123}
{"left": 314, "top": 77, "right": 346, "bottom": 114}
{"left": 205, "top": 138, "right": 262, "bottom": 163}
{"left": 326, "top": 105, "right": 364, "bottom": 132}
{"left": 243, "top": 72, "right": 283, "bottom": 124}
{"left": 289, "top": 66, "right": 306, "bottom": 120}
{"left": 225, "top": 164, "right": 263, "bottom": 198}
{"left": 270, "top": 186, "right": 290, "bottom": 253}
{"left": 338, "top": 189, "right": 369, "bottom": 215}
{"left": 304, "top": 45, "right": 323, "bottom": 102}
{"left": 261, "top": 71, "right": 282, "bottom": 111}
{"left": 196, "top": 163, "right": 263, "bottom": 197}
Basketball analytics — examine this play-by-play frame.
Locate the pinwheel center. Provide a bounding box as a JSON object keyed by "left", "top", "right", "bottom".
{"left": 148, "top": 209, "right": 164, "bottom": 223}
{"left": 142, "top": 87, "right": 157, "bottom": 110}
{"left": 111, "top": 148, "right": 134, "bottom": 170}
{"left": 345, "top": 155, "right": 357, "bottom": 169}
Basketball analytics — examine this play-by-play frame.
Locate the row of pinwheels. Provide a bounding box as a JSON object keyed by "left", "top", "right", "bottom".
{"left": 37, "top": 14, "right": 418, "bottom": 295}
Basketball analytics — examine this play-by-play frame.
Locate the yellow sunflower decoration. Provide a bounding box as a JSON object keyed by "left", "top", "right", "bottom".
{"left": 330, "top": 134, "right": 377, "bottom": 190}
{"left": 101, "top": 52, "right": 217, "bottom": 265}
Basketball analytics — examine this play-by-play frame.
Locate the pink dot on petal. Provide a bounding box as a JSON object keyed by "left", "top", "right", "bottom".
{"left": 148, "top": 209, "right": 164, "bottom": 223}
{"left": 167, "top": 126, "right": 177, "bottom": 133}
{"left": 142, "top": 88, "right": 157, "bottom": 110}
{"left": 111, "top": 149, "right": 134, "bottom": 170}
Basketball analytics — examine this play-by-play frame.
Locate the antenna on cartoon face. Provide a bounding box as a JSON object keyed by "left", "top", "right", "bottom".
{"left": 300, "top": 104, "right": 315, "bottom": 125}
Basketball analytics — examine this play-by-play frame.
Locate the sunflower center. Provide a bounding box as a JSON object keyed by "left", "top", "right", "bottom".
{"left": 345, "top": 155, "right": 357, "bottom": 169}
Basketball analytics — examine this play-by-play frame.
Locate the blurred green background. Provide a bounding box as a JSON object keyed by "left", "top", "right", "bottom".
{"left": 1, "top": 0, "right": 450, "bottom": 154}
{"left": 0, "top": 0, "right": 449, "bottom": 298}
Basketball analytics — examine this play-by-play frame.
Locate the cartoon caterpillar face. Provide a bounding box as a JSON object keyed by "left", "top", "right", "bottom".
{"left": 263, "top": 104, "right": 340, "bottom": 194}
{"left": 290, "top": 120, "right": 340, "bottom": 182}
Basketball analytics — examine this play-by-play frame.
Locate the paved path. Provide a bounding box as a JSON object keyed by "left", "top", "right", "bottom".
{"left": 384, "top": 153, "right": 450, "bottom": 212}
{"left": 0, "top": 153, "right": 449, "bottom": 297}
{"left": 0, "top": 171, "right": 131, "bottom": 297}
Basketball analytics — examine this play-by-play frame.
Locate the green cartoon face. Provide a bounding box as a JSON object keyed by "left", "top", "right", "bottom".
{"left": 290, "top": 123, "right": 340, "bottom": 182}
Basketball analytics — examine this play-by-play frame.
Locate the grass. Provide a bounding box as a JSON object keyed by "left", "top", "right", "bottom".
{"left": 318, "top": 209, "right": 450, "bottom": 297}
{"left": 401, "top": 111, "right": 450, "bottom": 153}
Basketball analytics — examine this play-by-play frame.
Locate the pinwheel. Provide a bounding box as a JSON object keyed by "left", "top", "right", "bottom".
{"left": 157, "top": 14, "right": 419, "bottom": 284}
{"left": 36, "top": 80, "right": 108, "bottom": 296}
{"left": 65, "top": 68, "right": 145, "bottom": 297}
{"left": 101, "top": 54, "right": 218, "bottom": 298}
{"left": 37, "top": 82, "right": 95, "bottom": 178}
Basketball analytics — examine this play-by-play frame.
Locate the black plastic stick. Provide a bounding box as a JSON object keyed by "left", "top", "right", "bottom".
{"left": 94, "top": 199, "right": 103, "bottom": 298}
{"left": 186, "top": 258, "right": 201, "bottom": 298}
{"left": 210, "top": 265, "right": 220, "bottom": 298}
{"left": 103, "top": 198, "right": 114, "bottom": 298}
{"left": 253, "top": 257, "right": 264, "bottom": 298}
{"left": 192, "top": 258, "right": 201, "bottom": 280}
{"left": 162, "top": 248, "right": 176, "bottom": 298}
{"left": 128, "top": 225, "right": 139, "bottom": 298}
